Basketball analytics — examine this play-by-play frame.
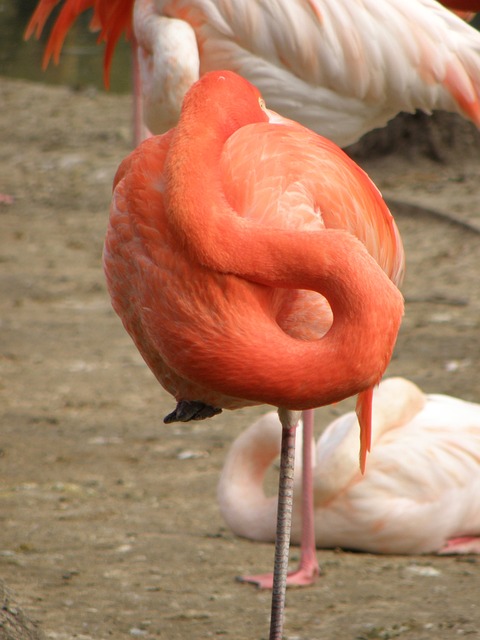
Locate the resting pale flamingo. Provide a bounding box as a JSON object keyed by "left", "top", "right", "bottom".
{"left": 103, "top": 70, "right": 404, "bottom": 637}
{"left": 26, "top": 0, "right": 480, "bottom": 146}
{"left": 219, "top": 377, "right": 480, "bottom": 556}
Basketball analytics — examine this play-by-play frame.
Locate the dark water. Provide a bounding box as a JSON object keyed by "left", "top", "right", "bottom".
{"left": 0, "top": 0, "right": 132, "bottom": 93}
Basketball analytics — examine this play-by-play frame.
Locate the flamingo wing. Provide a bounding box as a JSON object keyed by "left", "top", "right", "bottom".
{"left": 221, "top": 116, "right": 405, "bottom": 285}
{"left": 150, "top": 0, "right": 480, "bottom": 142}
{"left": 221, "top": 115, "right": 404, "bottom": 462}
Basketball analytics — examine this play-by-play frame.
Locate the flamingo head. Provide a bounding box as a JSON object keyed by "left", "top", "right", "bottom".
{"left": 179, "top": 70, "right": 270, "bottom": 137}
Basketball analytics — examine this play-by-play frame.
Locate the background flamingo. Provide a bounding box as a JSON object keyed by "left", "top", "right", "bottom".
{"left": 26, "top": 0, "right": 480, "bottom": 146}
{"left": 103, "top": 70, "right": 404, "bottom": 637}
{"left": 219, "top": 377, "right": 480, "bottom": 555}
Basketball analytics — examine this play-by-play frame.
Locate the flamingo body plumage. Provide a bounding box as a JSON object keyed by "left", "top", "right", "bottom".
{"left": 103, "top": 72, "right": 404, "bottom": 425}
{"left": 219, "top": 377, "right": 480, "bottom": 555}
{"left": 27, "top": 0, "right": 480, "bottom": 145}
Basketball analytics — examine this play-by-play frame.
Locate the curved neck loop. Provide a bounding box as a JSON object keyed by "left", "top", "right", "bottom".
{"left": 162, "top": 99, "right": 404, "bottom": 413}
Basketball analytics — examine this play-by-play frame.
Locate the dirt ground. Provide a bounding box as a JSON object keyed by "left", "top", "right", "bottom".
{"left": 1, "top": 77, "right": 480, "bottom": 640}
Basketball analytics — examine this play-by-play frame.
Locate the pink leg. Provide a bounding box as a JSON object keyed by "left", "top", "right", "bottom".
{"left": 286, "top": 408, "right": 320, "bottom": 585}
{"left": 239, "top": 409, "right": 319, "bottom": 589}
{"left": 131, "top": 38, "right": 151, "bottom": 146}
{"left": 438, "top": 536, "right": 480, "bottom": 554}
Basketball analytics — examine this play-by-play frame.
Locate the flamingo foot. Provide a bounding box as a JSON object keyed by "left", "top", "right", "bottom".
{"left": 438, "top": 536, "right": 480, "bottom": 554}
{"left": 237, "top": 562, "right": 320, "bottom": 589}
{"left": 164, "top": 400, "right": 222, "bottom": 423}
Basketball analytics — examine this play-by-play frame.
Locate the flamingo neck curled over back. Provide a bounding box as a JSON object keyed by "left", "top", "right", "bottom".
{"left": 160, "top": 71, "right": 404, "bottom": 445}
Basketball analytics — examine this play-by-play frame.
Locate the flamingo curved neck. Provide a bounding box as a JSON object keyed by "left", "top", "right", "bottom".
{"left": 134, "top": 0, "right": 200, "bottom": 133}
{"left": 162, "top": 90, "right": 404, "bottom": 410}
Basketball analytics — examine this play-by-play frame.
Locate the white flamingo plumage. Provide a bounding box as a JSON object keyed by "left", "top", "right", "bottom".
{"left": 218, "top": 377, "right": 480, "bottom": 555}
{"left": 26, "top": 0, "right": 480, "bottom": 146}
{"left": 132, "top": 0, "right": 480, "bottom": 145}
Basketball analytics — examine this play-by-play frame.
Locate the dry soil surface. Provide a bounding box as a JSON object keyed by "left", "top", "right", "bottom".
{"left": 1, "top": 78, "right": 480, "bottom": 640}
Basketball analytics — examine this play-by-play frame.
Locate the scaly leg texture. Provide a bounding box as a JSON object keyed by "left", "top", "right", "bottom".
{"left": 268, "top": 409, "right": 298, "bottom": 640}
{"left": 239, "top": 409, "right": 319, "bottom": 589}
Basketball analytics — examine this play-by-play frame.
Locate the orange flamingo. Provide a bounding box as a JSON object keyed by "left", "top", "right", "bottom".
{"left": 26, "top": 0, "right": 480, "bottom": 146}
{"left": 26, "top": 0, "right": 475, "bottom": 594}
{"left": 219, "top": 377, "right": 480, "bottom": 555}
{"left": 103, "top": 69, "right": 404, "bottom": 637}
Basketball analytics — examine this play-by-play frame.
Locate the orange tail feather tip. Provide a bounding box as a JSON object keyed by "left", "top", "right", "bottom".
{"left": 356, "top": 386, "right": 374, "bottom": 474}
{"left": 25, "top": 0, "right": 135, "bottom": 88}
{"left": 25, "top": 0, "right": 95, "bottom": 69}
{"left": 24, "top": 0, "right": 60, "bottom": 40}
